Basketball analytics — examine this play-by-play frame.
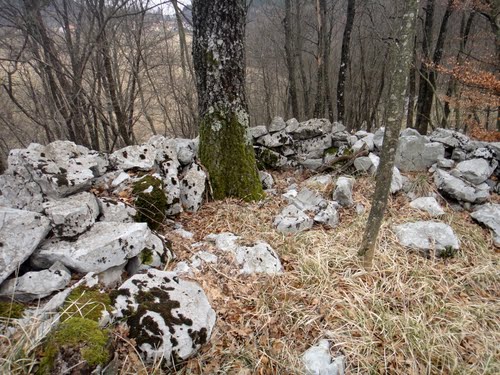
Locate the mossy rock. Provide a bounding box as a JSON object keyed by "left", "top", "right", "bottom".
{"left": 61, "top": 286, "right": 112, "bottom": 323}
{"left": 255, "top": 147, "right": 283, "bottom": 170}
{"left": 139, "top": 248, "right": 154, "bottom": 265}
{"left": 0, "top": 301, "right": 25, "bottom": 320}
{"left": 132, "top": 175, "right": 167, "bottom": 230}
{"left": 37, "top": 317, "right": 110, "bottom": 374}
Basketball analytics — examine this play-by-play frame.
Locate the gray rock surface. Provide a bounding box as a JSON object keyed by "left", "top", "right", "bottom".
{"left": 430, "top": 128, "right": 470, "bottom": 149}
{"left": 314, "top": 201, "right": 339, "bottom": 228}
{"left": 43, "top": 192, "right": 99, "bottom": 237}
{"left": 354, "top": 156, "right": 376, "bottom": 174}
{"left": 31, "top": 222, "right": 165, "bottom": 273}
{"left": 0, "top": 173, "right": 44, "bottom": 212}
{"left": 434, "top": 169, "right": 489, "bottom": 203}
{"left": 112, "top": 269, "right": 216, "bottom": 366}
{"left": 409, "top": 197, "right": 445, "bottom": 217}
{"left": 0, "top": 207, "right": 51, "bottom": 284}
{"left": 257, "top": 131, "right": 292, "bottom": 148}
{"left": 470, "top": 203, "right": 500, "bottom": 247}
{"left": 174, "top": 138, "right": 197, "bottom": 165}
{"left": 455, "top": 158, "right": 496, "bottom": 185}
{"left": 390, "top": 167, "right": 404, "bottom": 194}
{"left": 395, "top": 135, "right": 445, "bottom": 172}
{"left": 288, "top": 118, "right": 332, "bottom": 140}
{"left": 304, "top": 175, "right": 333, "bottom": 190}
{"left": 7, "top": 141, "right": 108, "bottom": 197}
{"left": 302, "top": 339, "right": 345, "bottom": 375}
{"left": 110, "top": 144, "right": 156, "bottom": 171}
{"left": 269, "top": 116, "right": 287, "bottom": 132}
{"left": 333, "top": 176, "right": 355, "bottom": 207}
{"left": 97, "top": 198, "right": 137, "bottom": 223}
{"left": 249, "top": 125, "right": 269, "bottom": 139}
{"left": 259, "top": 171, "right": 274, "bottom": 190}
{"left": 285, "top": 188, "right": 325, "bottom": 213}
{"left": 373, "top": 127, "right": 385, "bottom": 149}
{"left": 180, "top": 163, "right": 206, "bottom": 212}
{"left": 394, "top": 221, "right": 459, "bottom": 257}
{"left": 274, "top": 205, "right": 314, "bottom": 234}
{"left": 294, "top": 135, "right": 333, "bottom": 159}
{"left": 0, "top": 262, "right": 71, "bottom": 302}
{"left": 352, "top": 133, "right": 374, "bottom": 153}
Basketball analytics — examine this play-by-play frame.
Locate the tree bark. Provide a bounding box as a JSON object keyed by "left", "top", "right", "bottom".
{"left": 284, "top": 0, "right": 299, "bottom": 119}
{"left": 358, "top": 0, "right": 420, "bottom": 269}
{"left": 337, "top": 0, "right": 355, "bottom": 123}
{"left": 313, "top": 0, "right": 327, "bottom": 118}
{"left": 193, "top": 0, "right": 263, "bottom": 201}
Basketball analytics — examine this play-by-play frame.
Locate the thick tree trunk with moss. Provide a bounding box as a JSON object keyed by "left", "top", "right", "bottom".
{"left": 358, "top": 0, "right": 420, "bottom": 269}
{"left": 192, "top": 0, "right": 263, "bottom": 201}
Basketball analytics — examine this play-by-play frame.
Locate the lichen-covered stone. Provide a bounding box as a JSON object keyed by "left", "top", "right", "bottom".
{"left": 255, "top": 147, "right": 288, "bottom": 170}
{"left": 274, "top": 205, "right": 314, "bottom": 234}
{"left": 97, "top": 197, "right": 137, "bottom": 223}
{"left": 0, "top": 207, "right": 51, "bottom": 284}
{"left": 132, "top": 175, "right": 167, "bottom": 230}
{"left": 180, "top": 163, "right": 206, "bottom": 212}
{"left": 111, "top": 269, "right": 216, "bottom": 366}
{"left": 288, "top": 118, "right": 332, "bottom": 140}
{"left": 110, "top": 144, "right": 156, "bottom": 171}
{"left": 43, "top": 192, "right": 99, "bottom": 238}
{"left": 31, "top": 222, "right": 166, "bottom": 273}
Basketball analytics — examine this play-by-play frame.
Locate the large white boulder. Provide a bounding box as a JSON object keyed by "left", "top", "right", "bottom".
{"left": 31, "top": 222, "right": 168, "bottom": 273}
{"left": 0, "top": 207, "right": 51, "bottom": 284}
{"left": 394, "top": 221, "right": 459, "bottom": 257}
{"left": 112, "top": 269, "right": 216, "bottom": 366}
{"left": 42, "top": 192, "right": 99, "bottom": 237}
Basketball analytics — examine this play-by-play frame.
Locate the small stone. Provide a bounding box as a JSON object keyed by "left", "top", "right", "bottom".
{"left": 268, "top": 116, "right": 287, "bottom": 132}
{"left": 302, "top": 339, "right": 345, "bottom": 375}
{"left": 409, "top": 197, "right": 445, "bottom": 217}
{"left": 180, "top": 163, "right": 206, "bottom": 213}
{"left": 274, "top": 205, "right": 314, "bottom": 234}
{"left": 471, "top": 203, "right": 500, "bottom": 247}
{"left": 110, "top": 144, "right": 156, "bottom": 171}
{"left": 314, "top": 201, "right": 339, "bottom": 228}
{"left": 259, "top": 171, "right": 274, "bottom": 190}
{"left": 249, "top": 125, "right": 268, "bottom": 139}
{"left": 333, "top": 176, "right": 355, "bottom": 207}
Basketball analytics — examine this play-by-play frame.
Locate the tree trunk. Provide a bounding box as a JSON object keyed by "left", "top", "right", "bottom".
{"left": 313, "top": 0, "right": 327, "bottom": 118}
{"left": 415, "top": 0, "right": 453, "bottom": 134}
{"left": 406, "top": 36, "right": 417, "bottom": 129}
{"left": 284, "top": 0, "right": 299, "bottom": 119}
{"left": 358, "top": 0, "right": 420, "bottom": 269}
{"left": 337, "top": 0, "right": 355, "bottom": 123}
{"left": 193, "top": 0, "right": 263, "bottom": 201}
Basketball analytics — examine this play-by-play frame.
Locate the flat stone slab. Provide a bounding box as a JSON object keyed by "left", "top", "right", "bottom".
{"left": 471, "top": 203, "right": 500, "bottom": 247}
{"left": 43, "top": 192, "right": 99, "bottom": 237}
{"left": 409, "top": 197, "right": 445, "bottom": 217}
{"left": 434, "top": 169, "right": 489, "bottom": 203}
{"left": 394, "top": 221, "right": 459, "bottom": 257}
{"left": 112, "top": 269, "right": 216, "bottom": 366}
{"left": 110, "top": 144, "right": 156, "bottom": 170}
{"left": 31, "top": 222, "right": 166, "bottom": 273}
{"left": 0, "top": 207, "right": 51, "bottom": 284}
{"left": 274, "top": 205, "right": 314, "bottom": 234}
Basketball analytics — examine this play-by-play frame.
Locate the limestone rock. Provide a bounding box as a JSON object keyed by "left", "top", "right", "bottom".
{"left": 409, "top": 197, "right": 445, "bottom": 217}
{"left": 285, "top": 188, "right": 325, "bottom": 213}
{"left": 354, "top": 156, "right": 376, "bottom": 174}
{"left": 0, "top": 262, "right": 71, "bottom": 302}
{"left": 97, "top": 198, "right": 136, "bottom": 223}
{"left": 249, "top": 125, "right": 269, "bottom": 139}
{"left": 430, "top": 128, "right": 470, "bottom": 149}
{"left": 0, "top": 173, "right": 44, "bottom": 212}
{"left": 434, "top": 169, "right": 489, "bottom": 203}
{"left": 331, "top": 122, "right": 346, "bottom": 134}
{"left": 298, "top": 158, "right": 323, "bottom": 170}
{"left": 394, "top": 221, "right": 459, "bottom": 257}
{"left": 259, "top": 171, "right": 274, "bottom": 190}
{"left": 352, "top": 133, "right": 374, "bottom": 153}
{"left": 110, "top": 144, "right": 156, "bottom": 171}
{"left": 304, "top": 175, "right": 333, "bottom": 190}
{"left": 471, "top": 203, "right": 500, "bottom": 247}
{"left": 174, "top": 138, "right": 197, "bottom": 165}
{"left": 436, "top": 158, "right": 455, "bottom": 169}
{"left": 395, "top": 135, "right": 445, "bottom": 172}
{"left": 31, "top": 222, "right": 166, "bottom": 273}
{"left": 0, "top": 207, "right": 51, "bottom": 284}
{"left": 256, "top": 131, "right": 292, "bottom": 148}
{"left": 180, "top": 163, "right": 206, "bottom": 213}
{"left": 43, "top": 192, "right": 99, "bottom": 237}
{"left": 285, "top": 118, "right": 300, "bottom": 133}
{"left": 7, "top": 141, "right": 108, "bottom": 198}
{"left": 294, "top": 135, "right": 333, "bottom": 159}
{"left": 302, "top": 339, "right": 345, "bottom": 375}
{"left": 455, "top": 158, "right": 496, "bottom": 185}
{"left": 269, "top": 116, "right": 287, "bottom": 132}
{"left": 112, "top": 269, "right": 216, "bottom": 366}
{"left": 333, "top": 176, "right": 355, "bottom": 207}
{"left": 288, "top": 118, "right": 333, "bottom": 140}
{"left": 255, "top": 147, "right": 288, "bottom": 169}
{"left": 314, "top": 201, "right": 339, "bottom": 228}
{"left": 274, "top": 205, "right": 314, "bottom": 234}
{"left": 373, "top": 127, "right": 385, "bottom": 149}
{"left": 391, "top": 167, "right": 404, "bottom": 194}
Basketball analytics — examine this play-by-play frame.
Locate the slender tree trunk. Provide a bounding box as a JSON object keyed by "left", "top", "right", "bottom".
{"left": 406, "top": 36, "right": 417, "bottom": 129}
{"left": 337, "top": 0, "right": 355, "bottom": 123}
{"left": 284, "top": 0, "right": 299, "bottom": 119}
{"left": 193, "top": 0, "right": 263, "bottom": 201}
{"left": 295, "top": 0, "right": 309, "bottom": 119}
{"left": 358, "top": 0, "right": 420, "bottom": 269}
{"left": 313, "top": 0, "right": 326, "bottom": 118}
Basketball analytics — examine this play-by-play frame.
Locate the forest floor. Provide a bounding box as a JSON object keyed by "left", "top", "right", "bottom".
{"left": 116, "top": 170, "right": 499, "bottom": 374}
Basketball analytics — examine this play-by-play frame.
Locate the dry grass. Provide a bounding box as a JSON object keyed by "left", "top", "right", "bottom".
{"left": 1, "top": 171, "right": 499, "bottom": 374}
{"left": 162, "top": 172, "right": 499, "bottom": 375}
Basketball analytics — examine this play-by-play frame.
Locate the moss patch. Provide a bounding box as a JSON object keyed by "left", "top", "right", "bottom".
{"left": 199, "top": 108, "right": 264, "bottom": 201}
{"left": 61, "top": 286, "right": 112, "bottom": 322}
{"left": 37, "top": 317, "right": 110, "bottom": 374}
{"left": 132, "top": 175, "right": 167, "bottom": 230}
{"left": 255, "top": 147, "right": 282, "bottom": 170}
{"left": 0, "top": 301, "right": 25, "bottom": 320}
{"left": 139, "top": 248, "right": 154, "bottom": 265}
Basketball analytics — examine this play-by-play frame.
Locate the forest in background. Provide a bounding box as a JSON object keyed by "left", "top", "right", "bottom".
{"left": 0, "top": 0, "right": 498, "bottom": 169}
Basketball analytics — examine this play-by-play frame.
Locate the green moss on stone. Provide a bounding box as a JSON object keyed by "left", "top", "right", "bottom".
{"left": 61, "top": 286, "right": 112, "bottom": 322}
{"left": 0, "top": 301, "right": 25, "bottom": 320}
{"left": 199, "top": 108, "right": 264, "bottom": 201}
{"left": 255, "top": 147, "right": 281, "bottom": 170}
{"left": 132, "top": 175, "right": 167, "bottom": 230}
{"left": 140, "top": 248, "right": 154, "bottom": 265}
{"left": 324, "top": 146, "right": 339, "bottom": 155}
{"left": 37, "top": 317, "right": 110, "bottom": 374}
